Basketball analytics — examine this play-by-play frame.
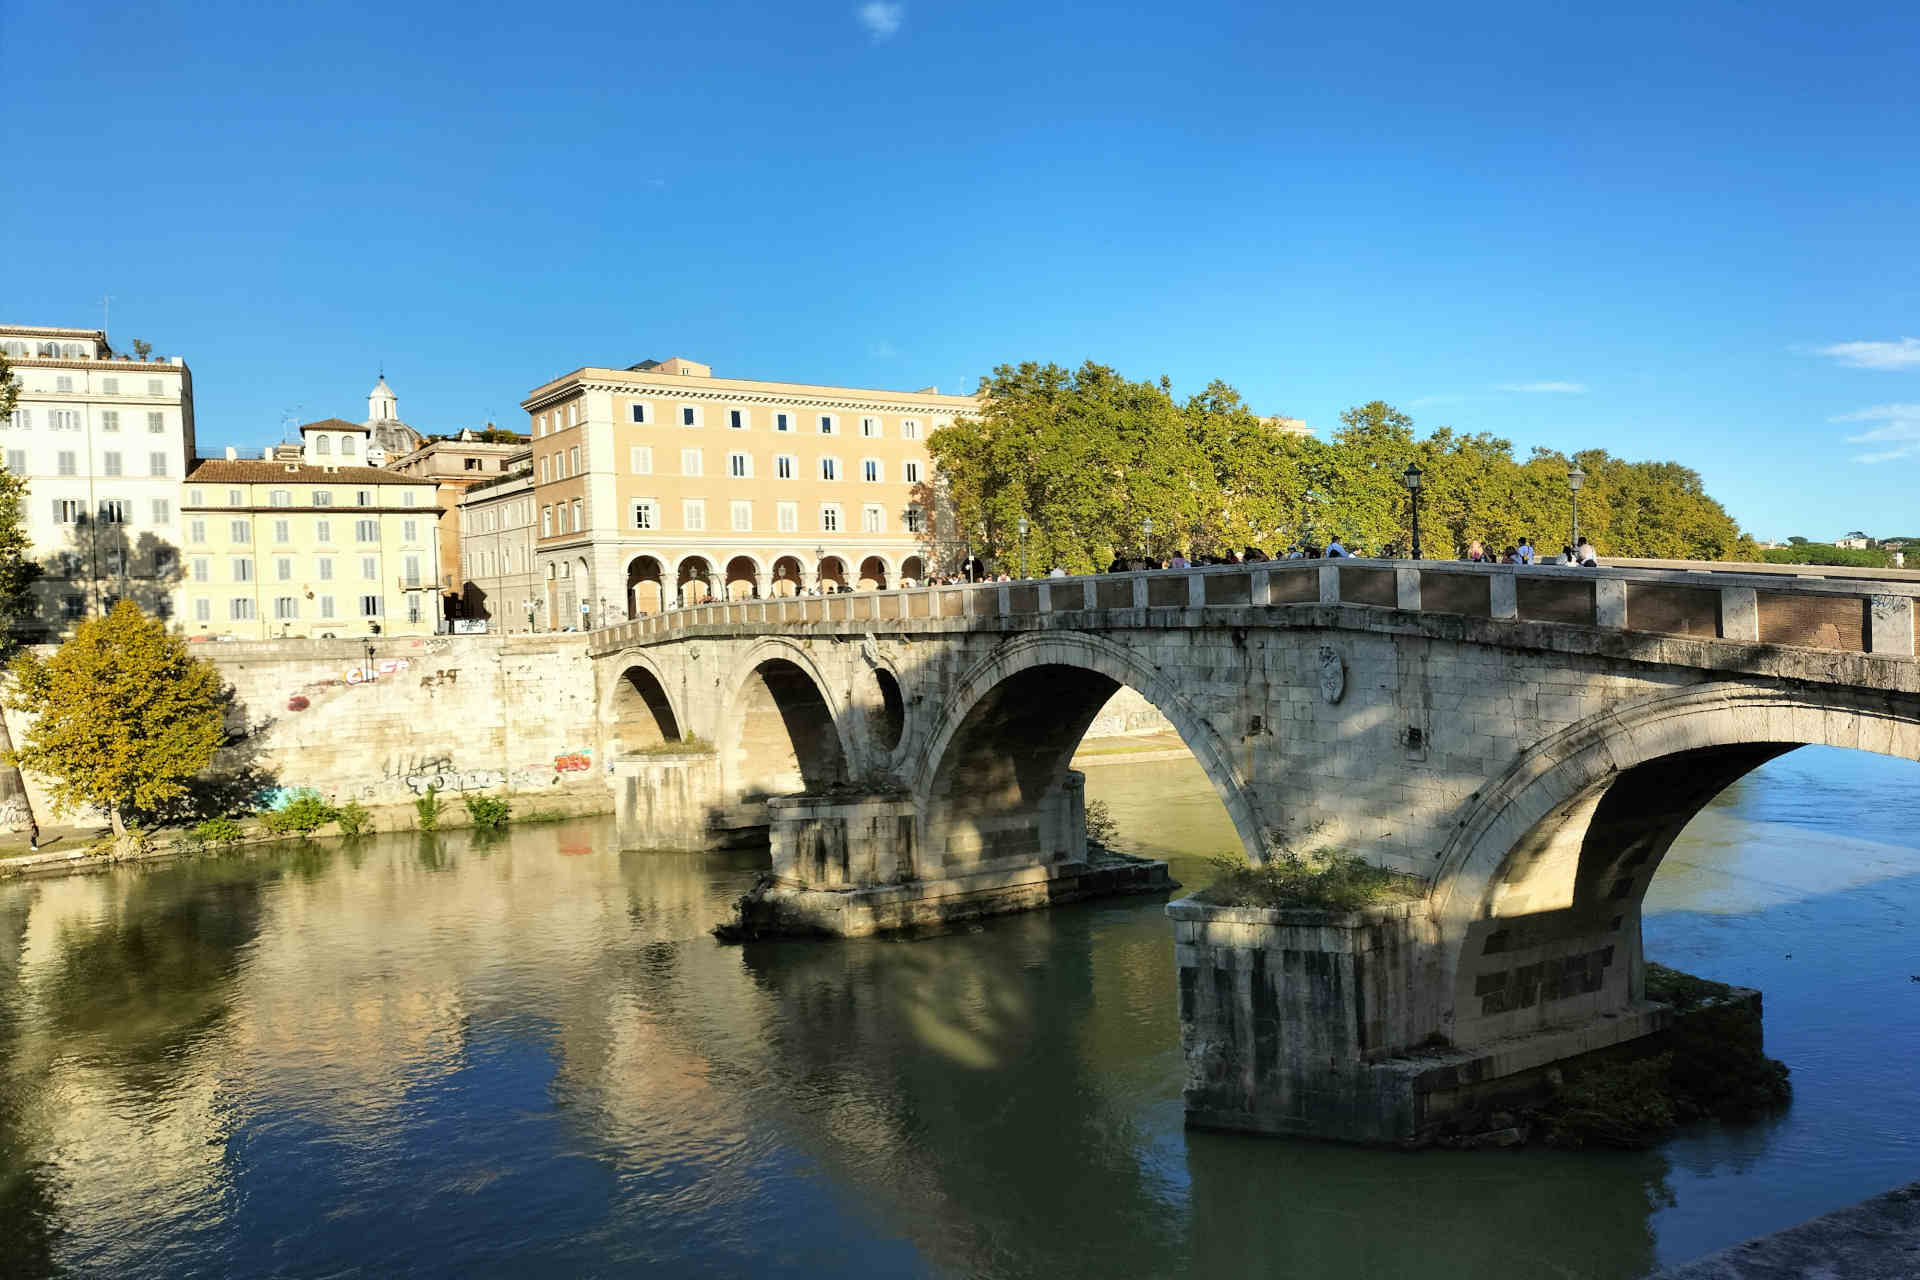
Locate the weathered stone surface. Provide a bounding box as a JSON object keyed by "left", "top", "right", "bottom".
{"left": 1653, "top": 1180, "right": 1920, "bottom": 1279}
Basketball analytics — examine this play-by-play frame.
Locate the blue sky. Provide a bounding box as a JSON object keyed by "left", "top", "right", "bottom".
{"left": 4, "top": 0, "right": 1916, "bottom": 539}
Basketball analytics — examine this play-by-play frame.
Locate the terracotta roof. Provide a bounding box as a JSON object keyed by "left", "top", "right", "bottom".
{"left": 300, "top": 416, "right": 371, "bottom": 433}
{"left": 185, "top": 458, "right": 434, "bottom": 485}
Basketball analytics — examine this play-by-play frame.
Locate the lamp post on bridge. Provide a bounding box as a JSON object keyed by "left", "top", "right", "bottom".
{"left": 1142, "top": 516, "right": 1153, "bottom": 565}
{"left": 1017, "top": 515, "right": 1029, "bottom": 579}
{"left": 1400, "top": 461, "right": 1423, "bottom": 560}
{"left": 1567, "top": 465, "right": 1587, "bottom": 556}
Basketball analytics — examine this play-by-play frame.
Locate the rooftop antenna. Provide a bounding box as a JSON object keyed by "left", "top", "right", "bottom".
{"left": 101, "top": 294, "right": 114, "bottom": 342}
{"left": 280, "top": 405, "right": 303, "bottom": 443}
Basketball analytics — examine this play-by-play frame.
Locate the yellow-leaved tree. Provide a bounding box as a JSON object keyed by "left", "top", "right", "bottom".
{"left": 4, "top": 601, "right": 228, "bottom": 835}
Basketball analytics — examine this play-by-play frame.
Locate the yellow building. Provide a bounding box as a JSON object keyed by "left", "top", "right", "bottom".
{"left": 179, "top": 420, "right": 442, "bottom": 638}
{"left": 519, "top": 356, "right": 979, "bottom": 627}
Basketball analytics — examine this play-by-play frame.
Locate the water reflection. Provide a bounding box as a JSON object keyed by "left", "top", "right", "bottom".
{"left": 0, "top": 747, "right": 1915, "bottom": 1276}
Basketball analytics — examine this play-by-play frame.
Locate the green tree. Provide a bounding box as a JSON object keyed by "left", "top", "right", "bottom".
{"left": 4, "top": 601, "right": 228, "bottom": 835}
{"left": 0, "top": 351, "right": 41, "bottom": 844}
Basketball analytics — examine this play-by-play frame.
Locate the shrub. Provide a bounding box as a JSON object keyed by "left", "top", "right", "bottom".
{"left": 335, "top": 801, "right": 373, "bottom": 838}
{"left": 1194, "top": 847, "right": 1424, "bottom": 912}
{"left": 414, "top": 787, "right": 442, "bottom": 832}
{"left": 463, "top": 792, "right": 511, "bottom": 830}
{"left": 1084, "top": 798, "right": 1119, "bottom": 849}
{"left": 259, "top": 789, "right": 339, "bottom": 837}
{"left": 631, "top": 734, "right": 710, "bottom": 757}
{"left": 194, "top": 816, "right": 246, "bottom": 848}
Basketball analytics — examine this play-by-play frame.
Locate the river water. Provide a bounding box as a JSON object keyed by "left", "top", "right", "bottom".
{"left": 2, "top": 747, "right": 1918, "bottom": 1278}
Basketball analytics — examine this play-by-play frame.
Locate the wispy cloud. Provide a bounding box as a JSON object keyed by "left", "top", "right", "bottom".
{"left": 855, "top": 2, "right": 903, "bottom": 41}
{"left": 1834, "top": 403, "right": 1920, "bottom": 462}
{"left": 1496, "top": 381, "right": 1588, "bottom": 394}
{"left": 1814, "top": 338, "right": 1920, "bottom": 370}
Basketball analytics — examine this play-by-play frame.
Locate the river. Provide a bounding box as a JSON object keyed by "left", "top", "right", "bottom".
{"left": 2, "top": 746, "right": 1917, "bottom": 1278}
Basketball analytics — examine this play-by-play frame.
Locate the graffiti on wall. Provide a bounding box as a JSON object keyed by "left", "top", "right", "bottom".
{"left": 553, "top": 750, "right": 593, "bottom": 773}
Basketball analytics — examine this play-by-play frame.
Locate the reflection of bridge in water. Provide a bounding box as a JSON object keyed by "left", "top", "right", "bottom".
{"left": 588, "top": 557, "right": 1920, "bottom": 1141}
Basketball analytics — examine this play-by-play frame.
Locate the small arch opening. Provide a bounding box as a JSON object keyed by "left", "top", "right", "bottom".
{"left": 871, "top": 668, "right": 905, "bottom": 753}
{"left": 733, "top": 658, "right": 847, "bottom": 800}
{"left": 611, "top": 665, "right": 681, "bottom": 754}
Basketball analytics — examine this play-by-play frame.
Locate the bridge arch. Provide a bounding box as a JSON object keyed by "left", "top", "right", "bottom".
{"left": 1430, "top": 680, "right": 1920, "bottom": 1047}
{"left": 912, "top": 632, "right": 1268, "bottom": 866}
{"left": 604, "top": 652, "right": 684, "bottom": 755}
{"left": 718, "top": 639, "right": 854, "bottom": 802}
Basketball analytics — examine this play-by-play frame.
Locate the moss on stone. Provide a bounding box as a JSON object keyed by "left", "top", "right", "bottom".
{"left": 1193, "top": 848, "right": 1425, "bottom": 912}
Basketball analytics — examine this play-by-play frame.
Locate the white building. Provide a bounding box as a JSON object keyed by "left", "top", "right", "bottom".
{"left": 0, "top": 325, "right": 196, "bottom": 635}
{"left": 455, "top": 448, "right": 538, "bottom": 630}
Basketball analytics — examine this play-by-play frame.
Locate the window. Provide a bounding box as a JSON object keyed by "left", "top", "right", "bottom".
{"left": 147, "top": 412, "right": 164, "bottom": 434}
{"left": 683, "top": 499, "right": 706, "bottom": 531}
{"left": 101, "top": 410, "right": 120, "bottom": 432}
{"left": 403, "top": 554, "right": 422, "bottom": 588}
{"left": 407, "top": 596, "right": 422, "bottom": 625}
{"left": 862, "top": 458, "right": 882, "bottom": 482}
{"left": 274, "top": 519, "right": 290, "bottom": 543}
{"left": 228, "top": 489, "right": 244, "bottom": 506}
{"left": 230, "top": 599, "right": 256, "bottom": 621}
{"left": 818, "top": 414, "right": 836, "bottom": 435}
{"left": 318, "top": 596, "right": 335, "bottom": 619}
{"left": 3, "top": 451, "right": 20, "bottom": 474}
{"left": 48, "top": 410, "right": 80, "bottom": 430}
{"left": 775, "top": 412, "right": 793, "bottom": 433}
{"left": 148, "top": 379, "right": 162, "bottom": 397}
{"left": 901, "top": 419, "right": 922, "bottom": 440}
{"left": 313, "top": 490, "right": 332, "bottom": 506}
{"left": 55, "top": 376, "right": 72, "bottom": 393}
{"left": 567, "top": 446, "right": 579, "bottom": 475}
{"left": 316, "top": 434, "right": 332, "bottom": 456}
{"left": 630, "top": 402, "right": 651, "bottom": 424}
{"left": 101, "top": 377, "right": 118, "bottom": 395}
{"left": 150, "top": 451, "right": 168, "bottom": 477}
{"left": 355, "top": 490, "right": 372, "bottom": 505}
{"left": 567, "top": 403, "right": 578, "bottom": 427}
{"left": 727, "top": 452, "right": 751, "bottom": 478}
{"left": 356, "top": 519, "right": 378, "bottom": 542}
{"left": 820, "top": 504, "right": 841, "bottom": 533}
{"left": 341, "top": 436, "right": 356, "bottom": 456}
{"left": 905, "top": 506, "right": 925, "bottom": 534}
{"left": 102, "top": 452, "right": 122, "bottom": 477}
{"left": 820, "top": 457, "right": 840, "bottom": 481}
{"left": 361, "top": 556, "right": 378, "bottom": 580}
{"left": 861, "top": 416, "right": 880, "bottom": 438}
{"left": 191, "top": 557, "right": 209, "bottom": 582}
{"left": 541, "top": 456, "right": 551, "bottom": 484}
{"left": 275, "top": 597, "right": 299, "bottom": 620}
{"left": 730, "top": 500, "right": 752, "bottom": 531}
{"left": 629, "top": 445, "right": 653, "bottom": 474}
{"left": 402, "top": 520, "right": 418, "bottom": 541}
{"left": 194, "top": 597, "right": 211, "bottom": 622}
{"left": 402, "top": 490, "right": 416, "bottom": 507}
{"left": 5, "top": 410, "right": 25, "bottom": 429}
{"left": 56, "top": 451, "right": 75, "bottom": 476}
{"left": 681, "top": 448, "right": 703, "bottom": 476}
{"left": 464, "top": 457, "right": 481, "bottom": 471}
{"left": 904, "top": 460, "right": 922, "bottom": 484}
{"left": 680, "top": 405, "right": 701, "bottom": 428}
{"left": 728, "top": 408, "right": 747, "bottom": 430}
{"left": 270, "top": 489, "right": 291, "bottom": 507}
{"left": 187, "top": 518, "right": 205, "bottom": 544}
{"left": 315, "top": 519, "right": 332, "bottom": 542}
{"left": 63, "top": 596, "right": 84, "bottom": 621}
{"left": 777, "top": 501, "right": 798, "bottom": 532}
{"left": 862, "top": 504, "right": 885, "bottom": 533}
{"left": 53, "top": 499, "right": 84, "bottom": 524}
{"left": 361, "top": 595, "right": 384, "bottom": 618}
{"left": 570, "top": 498, "right": 581, "bottom": 530}
{"left": 231, "top": 519, "right": 252, "bottom": 542}
{"left": 98, "top": 498, "right": 128, "bottom": 524}
{"left": 232, "top": 558, "right": 254, "bottom": 582}
{"left": 775, "top": 454, "right": 796, "bottom": 479}
{"left": 276, "top": 556, "right": 293, "bottom": 581}
{"left": 541, "top": 507, "right": 552, "bottom": 537}
{"left": 632, "top": 499, "right": 659, "bottom": 530}
{"left": 318, "top": 557, "right": 333, "bottom": 581}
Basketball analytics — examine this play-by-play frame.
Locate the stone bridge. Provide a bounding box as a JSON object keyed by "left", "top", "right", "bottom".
{"left": 585, "top": 557, "right": 1920, "bottom": 1141}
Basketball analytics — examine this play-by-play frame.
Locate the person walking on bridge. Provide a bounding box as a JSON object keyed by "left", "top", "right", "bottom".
{"left": 1325, "top": 536, "right": 1348, "bottom": 558}
{"left": 1516, "top": 536, "right": 1536, "bottom": 564}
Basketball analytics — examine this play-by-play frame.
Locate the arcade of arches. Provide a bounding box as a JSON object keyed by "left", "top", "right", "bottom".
{"left": 619, "top": 552, "right": 934, "bottom": 618}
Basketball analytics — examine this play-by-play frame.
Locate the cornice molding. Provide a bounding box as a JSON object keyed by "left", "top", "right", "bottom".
{"left": 524, "top": 376, "right": 977, "bottom": 418}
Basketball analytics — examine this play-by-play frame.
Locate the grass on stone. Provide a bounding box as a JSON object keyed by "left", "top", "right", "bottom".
{"left": 629, "top": 734, "right": 713, "bottom": 757}
{"left": 1192, "top": 847, "right": 1425, "bottom": 912}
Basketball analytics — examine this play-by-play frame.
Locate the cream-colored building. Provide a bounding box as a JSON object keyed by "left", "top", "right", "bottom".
{"left": 385, "top": 425, "right": 529, "bottom": 622}
{"left": 455, "top": 448, "right": 538, "bottom": 629}
{"left": 179, "top": 419, "right": 442, "bottom": 638}
{"left": 520, "top": 356, "right": 977, "bottom": 628}
{"left": 0, "top": 324, "right": 196, "bottom": 636}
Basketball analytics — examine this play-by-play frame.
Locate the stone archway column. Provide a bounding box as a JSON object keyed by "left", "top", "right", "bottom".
{"left": 754, "top": 572, "right": 768, "bottom": 600}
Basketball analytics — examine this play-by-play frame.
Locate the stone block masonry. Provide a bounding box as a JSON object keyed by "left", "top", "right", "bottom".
{"left": 1, "top": 634, "right": 611, "bottom": 828}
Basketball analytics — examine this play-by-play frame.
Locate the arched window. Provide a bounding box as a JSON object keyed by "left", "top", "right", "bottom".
{"left": 1, "top": 341, "right": 25, "bottom": 358}
{"left": 38, "top": 342, "right": 59, "bottom": 357}
{"left": 315, "top": 435, "right": 332, "bottom": 455}
{"left": 341, "top": 436, "right": 357, "bottom": 456}
{"left": 61, "top": 343, "right": 83, "bottom": 358}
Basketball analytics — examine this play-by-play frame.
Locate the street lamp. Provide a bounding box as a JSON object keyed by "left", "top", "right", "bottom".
{"left": 1567, "top": 465, "right": 1587, "bottom": 554}
{"left": 524, "top": 599, "right": 536, "bottom": 633}
{"left": 1017, "top": 514, "right": 1030, "bottom": 579}
{"left": 1142, "top": 516, "right": 1154, "bottom": 563}
{"left": 1400, "top": 461, "right": 1424, "bottom": 561}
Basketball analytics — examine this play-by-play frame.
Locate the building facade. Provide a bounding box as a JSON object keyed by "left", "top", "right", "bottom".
{"left": 519, "top": 356, "right": 977, "bottom": 628}
{"left": 178, "top": 420, "right": 442, "bottom": 638}
{"left": 455, "top": 449, "right": 538, "bottom": 630}
{"left": 384, "top": 426, "right": 529, "bottom": 620}
{"left": 0, "top": 324, "right": 196, "bottom": 635}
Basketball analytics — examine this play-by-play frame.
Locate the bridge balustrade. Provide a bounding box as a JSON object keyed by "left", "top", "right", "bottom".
{"left": 587, "top": 560, "right": 1920, "bottom": 660}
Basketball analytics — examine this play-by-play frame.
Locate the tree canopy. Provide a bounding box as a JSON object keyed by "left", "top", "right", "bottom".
{"left": 5, "top": 602, "right": 229, "bottom": 833}
{"left": 927, "top": 364, "right": 1757, "bottom": 568}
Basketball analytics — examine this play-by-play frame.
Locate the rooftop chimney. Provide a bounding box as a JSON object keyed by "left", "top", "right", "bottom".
{"left": 225, "top": 446, "right": 238, "bottom": 460}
